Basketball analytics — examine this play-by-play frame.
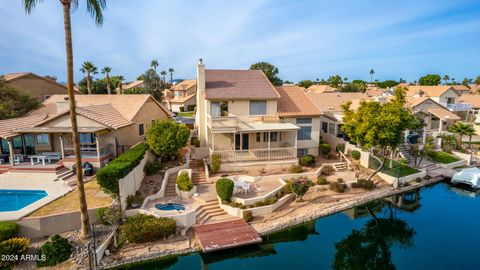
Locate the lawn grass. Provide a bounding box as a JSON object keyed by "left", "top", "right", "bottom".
{"left": 28, "top": 180, "right": 113, "bottom": 217}
{"left": 428, "top": 151, "right": 461, "bottom": 164}
{"left": 369, "top": 157, "right": 420, "bottom": 177}
{"left": 177, "top": 111, "right": 195, "bottom": 117}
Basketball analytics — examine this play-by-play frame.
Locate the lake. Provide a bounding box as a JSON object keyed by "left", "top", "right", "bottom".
{"left": 115, "top": 182, "right": 480, "bottom": 270}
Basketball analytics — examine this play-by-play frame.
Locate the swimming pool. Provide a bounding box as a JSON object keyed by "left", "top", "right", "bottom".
{"left": 0, "top": 189, "right": 48, "bottom": 212}
{"left": 155, "top": 203, "right": 185, "bottom": 211}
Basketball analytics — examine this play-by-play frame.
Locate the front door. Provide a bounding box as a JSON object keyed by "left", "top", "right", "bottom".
{"left": 235, "top": 134, "right": 241, "bottom": 150}
{"left": 242, "top": 134, "right": 249, "bottom": 150}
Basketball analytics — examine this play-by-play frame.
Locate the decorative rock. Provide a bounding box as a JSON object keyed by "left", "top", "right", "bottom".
{"left": 105, "top": 249, "right": 110, "bottom": 256}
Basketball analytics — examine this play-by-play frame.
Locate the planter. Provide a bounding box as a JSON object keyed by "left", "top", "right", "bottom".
{"left": 175, "top": 185, "right": 197, "bottom": 199}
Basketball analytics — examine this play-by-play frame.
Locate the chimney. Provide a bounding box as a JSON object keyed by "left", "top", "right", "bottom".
{"left": 197, "top": 58, "right": 205, "bottom": 92}
{"left": 195, "top": 59, "right": 207, "bottom": 147}
{"left": 56, "top": 97, "right": 70, "bottom": 112}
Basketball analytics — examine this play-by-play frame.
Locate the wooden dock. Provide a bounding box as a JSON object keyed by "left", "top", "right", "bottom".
{"left": 193, "top": 218, "right": 262, "bottom": 252}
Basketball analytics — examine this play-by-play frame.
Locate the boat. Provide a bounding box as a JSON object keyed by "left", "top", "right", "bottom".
{"left": 451, "top": 167, "right": 480, "bottom": 189}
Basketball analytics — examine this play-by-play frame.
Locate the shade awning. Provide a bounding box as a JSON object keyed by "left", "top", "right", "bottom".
{"left": 237, "top": 122, "right": 300, "bottom": 132}
{"left": 15, "top": 127, "right": 109, "bottom": 133}
{"left": 427, "top": 108, "right": 461, "bottom": 121}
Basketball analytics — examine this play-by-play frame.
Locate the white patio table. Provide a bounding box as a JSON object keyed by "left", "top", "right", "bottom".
{"left": 29, "top": 155, "right": 51, "bottom": 166}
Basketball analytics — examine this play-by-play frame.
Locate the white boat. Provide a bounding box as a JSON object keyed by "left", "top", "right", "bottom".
{"left": 451, "top": 167, "right": 480, "bottom": 189}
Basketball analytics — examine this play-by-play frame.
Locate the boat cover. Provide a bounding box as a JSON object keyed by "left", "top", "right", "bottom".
{"left": 451, "top": 167, "right": 480, "bottom": 188}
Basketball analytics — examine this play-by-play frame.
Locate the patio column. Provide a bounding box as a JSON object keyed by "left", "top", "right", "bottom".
{"left": 268, "top": 131, "right": 271, "bottom": 160}
{"left": 294, "top": 130, "right": 298, "bottom": 158}
{"left": 7, "top": 138, "right": 14, "bottom": 166}
{"left": 438, "top": 119, "right": 444, "bottom": 132}
{"left": 211, "top": 133, "right": 215, "bottom": 151}
{"left": 59, "top": 135, "right": 65, "bottom": 159}
{"left": 96, "top": 134, "right": 101, "bottom": 162}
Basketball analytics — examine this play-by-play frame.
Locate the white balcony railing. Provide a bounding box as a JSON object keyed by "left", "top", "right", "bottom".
{"left": 207, "top": 113, "right": 238, "bottom": 129}
{"left": 211, "top": 147, "right": 297, "bottom": 163}
{"left": 440, "top": 102, "right": 472, "bottom": 111}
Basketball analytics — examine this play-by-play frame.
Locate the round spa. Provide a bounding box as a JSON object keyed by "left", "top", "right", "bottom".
{"left": 155, "top": 203, "right": 185, "bottom": 211}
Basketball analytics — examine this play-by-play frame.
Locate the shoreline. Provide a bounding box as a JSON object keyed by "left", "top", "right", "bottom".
{"left": 100, "top": 177, "right": 444, "bottom": 269}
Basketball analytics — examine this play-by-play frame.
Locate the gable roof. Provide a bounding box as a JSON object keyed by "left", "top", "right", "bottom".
{"left": 120, "top": 80, "right": 144, "bottom": 90}
{"left": 451, "top": 85, "right": 470, "bottom": 91}
{"left": 275, "top": 86, "right": 321, "bottom": 117}
{"left": 0, "top": 114, "right": 48, "bottom": 138}
{"left": 205, "top": 69, "right": 280, "bottom": 100}
{"left": 306, "top": 92, "right": 372, "bottom": 112}
{"left": 406, "top": 85, "right": 459, "bottom": 97}
{"left": 306, "top": 85, "right": 338, "bottom": 93}
{"left": 2, "top": 72, "right": 70, "bottom": 91}
{"left": 170, "top": 79, "right": 196, "bottom": 91}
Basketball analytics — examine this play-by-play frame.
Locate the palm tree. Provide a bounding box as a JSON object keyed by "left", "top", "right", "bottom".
{"left": 160, "top": 70, "right": 167, "bottom": 84}
{"left": 150, "top": 59, "right": 159, "bottom": 72}
{"left": 101, "top": 66, "right": 112, "bottom": 94}
{"left": 369, "top": 69, "right": 375, "bottom": 83}
{"left": 117, "top": 75, "right": 124, "bottom": 95}
{"left": 443, "top": 75, "right": 450, "bottom": 85}
{"left": 80, "top": 61, "right": 98, "bottom": 94}
{"left": 168, "top": 67, "right": 174, "bottom": 82}
{"left": 23, "top": 0, "right": 107, "bottom": 239}
{"left": 449, "top": 122, "right": 476, "bottom": 149}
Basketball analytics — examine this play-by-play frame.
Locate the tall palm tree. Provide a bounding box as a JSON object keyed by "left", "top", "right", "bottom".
{"left": 80, "top": 61, "right": 98, "bottom": 94}
{"left": 23, "top": 0, "right": 107, "bottom": 239}
{"left": 369, "top": 69, "right": 375, "bottom": 83}
{"left": 160, "top": 70, "right": 167, "bottom": 84}
{"left": 117, "top": 75, "right": 124, "bottom": 95}
{"left": 168, "top": 67, "right": 174, "bottom": 82}
{"left": 443, "top": 75, "right": 450, "bottom": 85}
{"left": 150, "top": 59, "right": 159, "bottom": 72}
{"left": 101, "top": 66, "right": 112, "bottom": 94}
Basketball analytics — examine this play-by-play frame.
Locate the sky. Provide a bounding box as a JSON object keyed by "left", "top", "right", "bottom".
{"left": 0, "top": 0, "right": 479, "bottom": 83}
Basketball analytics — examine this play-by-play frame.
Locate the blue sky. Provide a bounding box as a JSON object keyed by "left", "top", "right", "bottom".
{"left": 0, "top": 0, "right": 479, "bottom": 83}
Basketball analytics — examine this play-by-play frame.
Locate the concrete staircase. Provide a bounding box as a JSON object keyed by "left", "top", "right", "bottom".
{"left": 195, "top": 199, "right": 231, "bottom": 225}
{"left": 55, "top": 167, "right": 73, "bottom": 181}
{"left": 398, "top": 144, "right": 413, "bottom": 163}
{"left": 165, "top": 173, "right": 177, "bottom": 197}
{"left": 190, "top": 160, "right": 208, "bottom": 185}
{"left": 333, "top": 162, "right": 348, "bottom": 171}
{"left": 421, "top": 163, "right": 438, "bottom": 171}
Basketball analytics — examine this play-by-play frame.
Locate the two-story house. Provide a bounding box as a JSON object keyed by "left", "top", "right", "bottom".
{"left": 164, "top": 79, "right": 196, "bottom": 112}
{"left": 194, "top": 60, "right": 321, "bottom": 171}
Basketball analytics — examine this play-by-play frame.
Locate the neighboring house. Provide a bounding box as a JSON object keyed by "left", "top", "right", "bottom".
{"left": 451, "top": 84, "right": 471, "bottom": 95}
{"left": 305, "top": 84, "right": 339, "bottom": 93}
{"left": 365, "top": 87, "right": 390, "bottom": 97}
{"left": 164, "top": 79, "right": 196, "bottom": 112}
{"left": 194, "top": 60, "right": 322, "bottom": 170}
{"left": 0, "top": 94, "right": 172, "bottom": 170}
{"left": 459, "top": 94, "right": 480, "bottom": 123}
{"left": 1, "top": 72, "right": 74, "bottom": 101}
{"left": 117, "top": 80, "right": 145, "bottom": 93}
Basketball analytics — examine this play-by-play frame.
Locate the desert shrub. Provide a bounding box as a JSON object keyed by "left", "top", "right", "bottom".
{"left": 176, "top": 172, "right": 193, "bottom": 191}
{"left": 192, "top": 138, "right": 200, "bottom": 148}
{"left": 37, "top": 235, "right": 72, "bottom": 267}
{"left": 317, "top": 177, "right": 328, "bottom": 185}
{"left": 243, "top": 211, "right": 253, "bottom": 222}
{"left": 351, "top": 179, "right": 375, "bottom": 190}
{"left": 227, "top": 201, "right": 248, "bottom": 209}
{"left": 351, "top": 150, "right": 361, "bottom": 160}
{"left": 127, "top": 192, "right": 144, "bottom": 208}
{"left": 144, "top": 160, "right": 162, "bottom": 176}
{"left": 319, "top": 143, "right": 332, "bottom": 156}
{"left": 290, "top": 177, "right": 312, "bottom": 201}
{"left": 337, "top": 178, "right": 344, "bottom": 183}
{"left": 146, "top": 119, "right": 190, "bottom": 160}
{"left": 216, "top": 178, "right": 234, "bottom": 201}
{"left": 289, "top": 164, "right": 304, "bottom": 173}
{"left": 299, "top": 155, "right": 316, "bottom": 167}
{"left": 329, "top": 181, "right": 347, "bottom": 193}
{"left": 119, "top": 214, "right": 176, "bottom": 245}
{"left": 321, "top": 165, "right": 335, "bottom": 176}
{"left": 97, "top": 143, "right": 149, "bottom": 195}
{"left": 415, "top": 177, "right": 422, "bottom": 183}
{"left": 97, "top": 205, "right": 122, "bottom": 226}
{"left": 0, "top": 237, "right": 30, "bottom": 268}
{"left": 424, "top": 175, "right": 431, "bottom": 180}
{"left": 336, "top": 143, "right": 345, "bottom": 153}
{"left": 210, "top": 154, "right": 221, "bottom": 174}
{"left": 0, "top": 222, "right": 18, "bottom": 241}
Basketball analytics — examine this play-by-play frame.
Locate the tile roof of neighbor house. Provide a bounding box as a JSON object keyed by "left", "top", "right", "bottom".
{"left": 121, "top": 80, "right": 144, "bottom": 90}
{"left": 0, "top": 114, "right": 48, "bottom": 138}
{"left": 306, "top": 92, "right": 372, "bottom": 112}
{"left": 459, "top": 94, "right": 480, "bottom": 109}
{"left": 365, "top": 88, "right": 388, "bottom": 97}
{"left": 451, "top": 85, "right": 470, "bottom": 91}
{"left": 2, "top": 72, "right": 72, "bottom": 91}
{"left": 171, "top": 79, "right": 196, "bottom": 91}
{"left": 275, "top": 86, "right": 321, "bottom": 117}
{"left": 306, "top": 84, "right": 338, "bottom": 93}
{"left": 168, "top": 93, "right": 196, "bottom": 103}
{"left": 406, "top": 85, "right": 458, "bottom": 97}
{"left": 205, "top": 69, "right": 280, "bottom": 100}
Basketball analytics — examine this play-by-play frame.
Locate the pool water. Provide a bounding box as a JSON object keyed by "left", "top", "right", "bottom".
{"left": 116, "top": 182, "right": 480, "bottom": 270}
{"left": 155, "top": 203, "right": 185, "bottom": 211}
{"left": 0, "top": 189, "right": 48, "bottom": 211}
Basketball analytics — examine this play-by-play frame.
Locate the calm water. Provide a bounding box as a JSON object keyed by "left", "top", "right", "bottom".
{"left": 0, "top": 189, "right": 47, "bottom": 211}
{"left": 115, "top": 182, "right": 480, "bottom": 270}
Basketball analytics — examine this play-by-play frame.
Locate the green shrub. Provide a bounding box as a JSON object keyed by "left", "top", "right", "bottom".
{"left": 97, "top": 143, "right": 149, "bottom": 195}
{"left": 216, "top": 178, "right": 234, "bottom": 201}
{"left": 351, "top": 179, "right": 375, "bottom": 190}
{"left": 119, "top": 214, "right": 176, "bottom": 245}
{"left": 317, "top": 177, "right": 328, "bottom": 185}
{"left": 37, "top": 235, "right": 72, "bottom": 267}
{"left": 321, "top": 165, "right": 335, "bottom": 176}
{"left": 0, "top": 237, "right": 30, "bottom": 268}
{"left": 144, "top": 160, "right": 162, "bottom": 176}
{"left": 176, "top": 172, "right": 193, "bottom": 191}
{"left": 0, "top": 222, "right": 18, "bottom": 241}
{"left": 146, "top": 119, "right": 190, "bottom": 160}
{"left": 351, "top": 150, "right": 361, "bottom": 160}
{"left": 319, "top": 143, "right": 332, "bottom": 156}
{"left": 243, "top": 211, "right": 253, "bottom": 222}
{"left": 337, "top": 178, "right": 344, "bottom": 183}
{"left": 299, "top": 155, "right": 315, "bottom": 167}
{"left": 210, "top": 154, "right": 221, "bottom": 174}
{"left": 290, "top": 177, "right": 312, "bottom": 201}
{"left": 329, "top": 181, "right": 347, "bottom": 193}
{"left": 336, "top": 143, "right": 346, "bottom": 153}
{"left": 97, "top": 205, "right": 122, "bottom": 226}
{"left": 127, "top": 192, "right": 144, "bottom": 208}
{"left": 192, "top": 138, "right": 200, "bottom": 148}
{"left": 289, "top": 164, "right": 303, "bottom": 173}
{"left": 415, "top": 177, "right": 422, "bottom": 183}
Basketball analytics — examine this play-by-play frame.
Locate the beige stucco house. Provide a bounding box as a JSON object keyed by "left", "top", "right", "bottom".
{"left": 194, "top": 60, "right": 322, "bottom": 170}
{"left": 0, "top": 94, "right": 172, "bottom": 170}
{"left": 164, "top": 79, "right": 196, "bottom": 112}
{"left": 2, "top": 72, "right": 75, "bottom": 101}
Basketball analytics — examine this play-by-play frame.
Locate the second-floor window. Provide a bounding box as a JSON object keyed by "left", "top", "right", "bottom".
{"left": 298, "top": 126, "right": 312, "bottom": 140}
{"left": 446, "top": 97, "right": 455, "bottom": 104}
{"left": 211, "top": 101, "right": 229, "bottom": 117}
{"left": 139, "top": 123, "right": 145, "bottom": 136}
{"left": 249, "top": 100, "right": 267, "bottom": 115}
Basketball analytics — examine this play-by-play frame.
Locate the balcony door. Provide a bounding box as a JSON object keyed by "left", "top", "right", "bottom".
{"left": 235, "top": 134, "right": 249, "bottom": 150}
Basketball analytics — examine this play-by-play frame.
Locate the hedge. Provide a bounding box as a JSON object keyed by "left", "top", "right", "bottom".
{"left": 351, "top": 150, "right": 361, "bottom": 160}
{"left": 210, "top": 154, "right": 221, "bottom": 174}
{"left": 319, "top": 143, "right": 332, "bottom": 156}
{"left": 97, "top": 143, "right": 149, "bottom": 195}
{"left": 119, "top": 214, "right": 176, "bottom": 245}
{"left": 216, "top": 178, "right": 234, "bottom": 201}
{"left": 176, "top": 172, "right": 193, "bottom": 191}
{"left": 0, "top": 222, "right": 18, "bottom": 241}
{"left": 37, "top": 235, "right": 72, "bottom": 267}
{"left": 299, "top": 155, "right": 315, "bottom": 166}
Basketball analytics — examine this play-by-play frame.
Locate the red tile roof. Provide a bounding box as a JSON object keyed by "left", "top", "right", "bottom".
{"left": 276, "top": 86, "right": 321, "bottom": 117}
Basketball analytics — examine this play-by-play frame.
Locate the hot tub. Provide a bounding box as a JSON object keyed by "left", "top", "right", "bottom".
{"left": 155, "top": 203, "right": 186, "bottom": 211}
